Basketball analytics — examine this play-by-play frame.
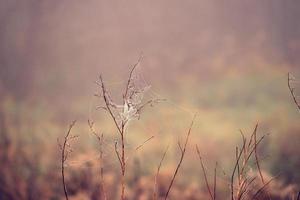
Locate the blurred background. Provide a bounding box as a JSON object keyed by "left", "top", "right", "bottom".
{"left": 0, "top": 0, "right": 299, "bottom": 199}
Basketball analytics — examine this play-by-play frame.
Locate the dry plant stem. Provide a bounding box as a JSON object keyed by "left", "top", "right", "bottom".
{"left": 99, "top": 134, "right": 107, "bottom": 200}
{"left": 236, "top": 147, "right": 241, "bottom": 186}
{"left": 88, "top": 120, "right": 107, "bottom": 200}
{"left": 98, "top": 58, "right": 163, "bottom": 200}
{"left": 213, "top": 162, "right": 217, "bottom": 200}
{"left": 230, "top": 124, "right": 272, "bottom": 200}
{"left": 135, "top": 136, "right": 154, "bottom": 151}
{"left": 253, "top": 124, "right": 272, "bottom": 200}
{"left": 253, "top": 124, "right": 264, "bottom": 183}
{"left": 195, "top": 125, "right": 270, "bottom": 200}
{"left": 231, "top": 138, "right": 246, "bottom": 200}
{"left": 196, "top": 145, "right": 214, "bottom": 200}
{"left": 114, "top": 141, "right": 122, "bottom": 169}
{"left": 121, "top": 132, "right": 125, "bottom": 200}
{"left": 123, "top": 55, "right": 143, "bottom": 101}
{"left": 99, "top": 76, "right": 126, "bottom": 200}
{"left": 113, "top": 138, "right": 125, "bottom": 200}
{"left": 239, "top": 135, "right": 265, "bottom": 176}
{"left": 239, "top": 177, "right": 257, "bottom": 199}
{"left": 164, "top": 115, "right": 196, "bottom": 200}
{"left": 137, "top": 99, "right": 166, "bottom": 114}
{"left": 253, "top": 175, "right": 279, "bottom": 200}
{"left": 60, "top": 120, "right": 76, "bottom": 200}
{"left": 98, "top": 65, "right": 136, "bottom": 200}
{"left": 153, "top": 145, "right": 169, "bottom": 200}
{"left": 288, "top": 73, "right": 300, "bottom": 111}
{"left": 122, "top": 135, "right": 155, "bottom": 165}
{"left": 99, "top": 76, "right": 123, "bottom": 136}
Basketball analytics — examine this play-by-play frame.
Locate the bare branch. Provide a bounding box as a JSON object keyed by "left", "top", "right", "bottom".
{"left": 98, "top": 75, "right": 123, "bottom": 136}
{"left": 230, "top": 124, "right": 271, "bottom": 200}
{"left": 135, "top": 135, "right": 154, "bottom": 151}
{"left": 88, "top": 119, "right": 107, "bottom": 200}
{"left": 114, "top": 141, "right": 123, "bottom": 170}
{"left": 137, "top": 99, "right": 166, "bottom": 115}
{"left": 288, "top": 73, "right": 300, "bottom": 111}
{"left": 178, "top": 141, "right": 183, "bottom": 154}
{"left": 236, "top": 147, "right": 241, "bottom": 185}
{"left": 96, "top": 58, "right": 163, "bottom": 200}
{"left": 124, "top": 54, "right": 143, "bottom": 100}
{"left": 253, "top": 124, "right": 265, "bottom": 184}
{"left": 196, "top": 145, "right": 214, "bottom": 200}
{"left": 153, "top": 145, "right": 169, "bottom": 200}
{"left": 213, "top": 162, "right": 217, "bottom": 200}
{"left": 239, "top": 135, "right": 266, "bottom": 177}
{"left": 58, "top": 120, "right": 77, "bottom": 200}
{"left": 231, "top": 137, "right": 246, "bottom": 200}
{"left": 164, "top": 114, "right": 196, "bottom": 200}
{"left": 253, "top": 175, "right": 279, "bottom": 200}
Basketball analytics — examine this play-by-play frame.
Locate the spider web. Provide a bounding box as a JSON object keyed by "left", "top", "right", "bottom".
{"left": 68, "top": 64, "right": 196, "bottom": 170}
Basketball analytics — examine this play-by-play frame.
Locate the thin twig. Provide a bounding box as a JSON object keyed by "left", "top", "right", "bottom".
{"left": 253, "top": 124, "right": 272, "bottom": 200}
{"left": 124, "top": 54, "right": 143, "bottom": 100}
{"left": 231, "top": 138, "right": 246, "bottom": 200}
{"left": 88, "top": 120, "right": 107, "bottom": 200}
{"left": 97, "top": 58, "right": 162, "bottom": 200}
{"left": 135, "top": 136, "right": 154, "bottom": 151}
{"left": 164, "top": 114, "right": 196, "bottom": 200}
{"left": 214, "top": 162, "right": 217, "bottom": 200}
{"left": 253, "top": 175, "right": 279, "bottom": 200}
{"left": 236, "top": 147, "right": 241, "bottom": 186}
{"left": 196, "top": 145, "right": 214, "bottom": 200}
{"left": 253, "top": 124, "right": 264, "bottom": 182}
{"left": 153, "top": 145, "right": 169, "bottom": 200}
{"left": 232, "top": 125, "right": 271, "bottom": 200}
{"left": 59, "top": 120, "right": 77, "bottom": 200}
{"left": 137, "top": 99, "right": 166, "bottom": 114}
{"left": 239, "top": 135, "right": 265, "bottom": 176}
{"left": 99, "top": 76, "right": 123, "bottom": 136}
{"left": 114, "top": 141, "right": 122, "bottom": 171}
{"left": 288, "top": 73, "right": 300, "bottom": 111}
{"left": 99, "top": 75, "right": 126, "bottom": 200}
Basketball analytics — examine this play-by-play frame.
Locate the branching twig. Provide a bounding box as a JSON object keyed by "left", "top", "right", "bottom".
{"left": 230, "top": 124, "right": 271, "bottom": 200}
{"left": 88, "top": 119, "right": 107, "bottom": 200}
{"left": 98, "top": 75, "right": 123, "bottom": 136}
{"left": 96, "top": 58, "right": 162, "bottom": 200}
{"left": 98, "top": 74, "right": 127, "bottom": 200}
{"left": 114, "top": 141, "right": 123, "bottom": 173}
{"left": 164, "top": 114, "right": 196, "bottom": 200}
{"left": 58, "top": 120, "right": 77, "bottom": 200}
{"left": 123, "top": 54, "right": 143, "bottom": 101}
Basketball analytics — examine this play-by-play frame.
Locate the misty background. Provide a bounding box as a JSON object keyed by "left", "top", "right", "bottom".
{"left": 0, "top": 0, "right": 300, "bottom": 196}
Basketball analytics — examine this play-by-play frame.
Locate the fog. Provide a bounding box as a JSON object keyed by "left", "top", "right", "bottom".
{"left": 1, "top": 0, "right": 300, "bottom": 99}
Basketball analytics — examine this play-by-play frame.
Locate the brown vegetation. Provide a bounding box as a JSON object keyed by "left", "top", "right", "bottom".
{"left": 0, "top": 67, "right": 299, "bottom": 200}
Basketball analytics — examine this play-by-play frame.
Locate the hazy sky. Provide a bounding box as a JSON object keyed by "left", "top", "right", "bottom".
{"left": 1, "top": 0, "right": 300, "bottom": 99}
